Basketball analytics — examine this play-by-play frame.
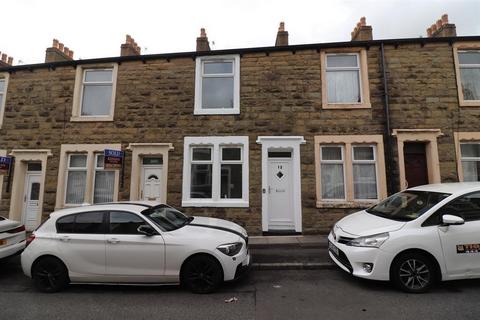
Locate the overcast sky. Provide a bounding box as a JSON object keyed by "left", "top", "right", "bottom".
{"left": 1, "top": 0, "right": 479, "bottom": 65}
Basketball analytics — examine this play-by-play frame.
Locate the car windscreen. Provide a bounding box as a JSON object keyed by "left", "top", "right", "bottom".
{"left": 366, "top": 190, "right": 451, "bottom": 221}
{"left": 141, "top": 205, "right": 192, "bottom": 231}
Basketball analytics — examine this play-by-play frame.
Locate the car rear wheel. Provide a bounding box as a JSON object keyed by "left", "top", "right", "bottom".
{"left": 391, "top": 252, "right": 435, "bottom": 293}
{"left": 181, "top": 255, "right": 223, "bottom": 294}
{"left": 32, "top": 257, "right": 69, "bottom": 293}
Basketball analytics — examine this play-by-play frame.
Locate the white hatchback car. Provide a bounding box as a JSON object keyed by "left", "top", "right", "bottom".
{"left": 21, "top": 202, "right": 250, "bottom": 293}
{"left": 328, "top": 183, "right": 480, "bottom": 293}
{"left": 0, "top": 216, "right": 26, "bottom": 259}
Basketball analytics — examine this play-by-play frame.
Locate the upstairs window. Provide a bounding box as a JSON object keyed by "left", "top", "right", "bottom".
{"left": 458, "top": 51, "right": 480, "bottom": 101}
{"left": 0, "top": 74, "right": 8, "bottom": 128}
{"left": 326, "top": 54, "right": 361, "bottom": 104}
{"left": 194, "top": 55, "right": 240, "bottom": 115}
{"left": 81, "top": 69, "right": 114, "bottom": 116}
{"left": 71, "top": 65, "right": 118, "bottom": 121}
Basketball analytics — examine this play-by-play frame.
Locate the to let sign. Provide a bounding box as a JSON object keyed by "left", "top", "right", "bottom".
{"left": 0, "top": 156, "right": 12, "bottom": 175}
{"left": 104, "top": 149, "right": 124, "bottom": 170}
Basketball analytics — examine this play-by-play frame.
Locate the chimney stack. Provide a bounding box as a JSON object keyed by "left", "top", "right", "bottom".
{"left": 275, "top": 22, "right": 289, "bottom": 46}
{"left": 120, "top": 34, "right": 141, "bottom": 56}
{"left": 351, "top": 17, "right": 373, "bottom": 41}
{"left": 426, "top": 14, "right": 456, "bottom": 38}
{"left": 0, "top": 51, "right": 14, "bottom": 67}
{"left": 196, "top": 28, "right": 211, "bottom": 52}
{"left": 45, "top": 39, "right": 74, "bottom": 63}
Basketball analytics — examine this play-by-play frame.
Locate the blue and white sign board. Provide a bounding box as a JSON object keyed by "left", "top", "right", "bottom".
{"left": 104, "top": 149, "right": 124, "bottom": 170}
{"left": 0, "top": 156, "right": 12, "bottom": 175}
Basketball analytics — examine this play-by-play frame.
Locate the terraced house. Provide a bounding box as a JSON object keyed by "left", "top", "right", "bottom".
{"left": 0, "top": 15, "right": 479, "bottom": 235}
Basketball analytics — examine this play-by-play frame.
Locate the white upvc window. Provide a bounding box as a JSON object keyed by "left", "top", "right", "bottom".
{"left": 0, "top": 73, "right": 9, "bottom": 128}
{"left": 93, "top": 154, "right": 115, "bottom": 204}
{"left": 458, "top": 51, "right": 480, "bottom": 101}
{"left": 81, "top": 69, "right": 114, "bottom": 116}
{"left": 320, "top": 145, "right": 346, "bottom": 200}
{"left": 325, "top": 53, "right": 362, "bottom": 104}
{"left": 352, "top": 145, "right": 378, "bottom": 200}
{"left": 65, "top": 154, "right": 88, "bottom": 205}
{"left": 182, "top": 136, "right": 248, "bottom": 207}
{"left": 194, "top": 55, "right": 240, "bottom": 115}
{"left": 460, "top": 143, "right": 480, "bottom": 181}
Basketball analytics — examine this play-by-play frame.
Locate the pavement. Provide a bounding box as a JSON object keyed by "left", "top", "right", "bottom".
{"left": 249, "top": 235, "right": 333, "bottom": 270}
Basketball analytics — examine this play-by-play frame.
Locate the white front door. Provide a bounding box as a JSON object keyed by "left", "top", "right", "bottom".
{"left": 141, "top": 166, "right": 163, "bottom": 201}
{"left": 266, "top": 153, "right": 295, "bottom": 231}
{"left": 23, "top": 173, "right": 41, "bottom": 231}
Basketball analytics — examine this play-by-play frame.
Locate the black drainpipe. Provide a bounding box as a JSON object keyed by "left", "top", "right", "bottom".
{"left": 380, "top": 42, "right": 396, "bottom": 195}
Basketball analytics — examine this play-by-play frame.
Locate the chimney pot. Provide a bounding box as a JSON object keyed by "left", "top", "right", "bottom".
{"left": 64, "top": 47, "right": 69, "bottom": 54}
{"left": 275, "top": 21, "right": 289, "bottom": 46}
{"left": 278, "top": 21, "right": 285, "bottom": 32}
{"left": 58, "top": 43, "right": 64, "bottom": 51}
{"left": 197, "top": 28, "right": 211, "bottom": 51}
{"left": 441, "top": 14, "right": 448, "bottom": 24}
{"left": 126, "top": 34, "right": 132, "bottom": 44}
{"left": 427, "top": 27, "right": 432, "bottom": 37}
{"left": 7, "top": 57, "right": 13, "bottom": 65}
{"left": 431, "top": 24, "right": 437, "bottom": 32}
{"left": 436, "top": 19, "right": 442, "bottom": 29}
{"left": 200, "top": 28, "right": 207, "bottom": 38}
{"left": 52, "top": 39, "right": 59, "bottom": 48}
{"left": 68, "top": 50, "right": 74, "bottom": 58}
{"left": 1, "top": 54, "right": 6, "bottom": 62}
{"left": 360, "top": 17, "right": 366, "bottom": 26}
{"left": 351, "top": 16, "right": 373, "bottom": 41}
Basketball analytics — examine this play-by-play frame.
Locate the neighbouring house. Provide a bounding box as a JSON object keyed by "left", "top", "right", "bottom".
{"left": 0, "top": 15, "right": 479, "bottom": 235}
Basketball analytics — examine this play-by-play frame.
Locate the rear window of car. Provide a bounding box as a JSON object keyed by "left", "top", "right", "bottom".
{"left": 56, "top": 211, "right": 106, "bottom": 234}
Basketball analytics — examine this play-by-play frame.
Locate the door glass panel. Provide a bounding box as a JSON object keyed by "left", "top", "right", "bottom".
{"left": 268, "top": 152, "right": 292, "bottom": 158}
{"left": 27, "top": 163, "right": 42, "bottom": 171}
{"left": 30, "top": 182, "right": 40, "bottom": 201}
{"left": 142, "top": 157, "right": 163, "bottom": 165}
{"left": 221, "top": 164, "right": 242, "bottom": 199}
{"left": 109, "top": 211, "right": 146, "bottom": 234}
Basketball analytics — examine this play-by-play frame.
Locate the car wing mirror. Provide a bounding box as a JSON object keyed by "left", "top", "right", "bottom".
{"left": 137, "top": 224, "right": 156, "bottom": 236}
{"left": 441, "top": 214, "right": 465, "bottom": 226}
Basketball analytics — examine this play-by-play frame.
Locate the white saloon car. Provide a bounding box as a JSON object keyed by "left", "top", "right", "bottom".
{"left": 328, "top": 183, "right": 480, "bottom": 293}
{"left": 0, "top": 216, "right": 26, "bottom": 259}
{"left": 21, "top": 202, "right": 250, "bottom": 293}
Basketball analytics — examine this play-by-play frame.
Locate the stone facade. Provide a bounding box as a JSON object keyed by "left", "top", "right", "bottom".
{"left": 1, "top": 35, "right": 479, "bottom": 235}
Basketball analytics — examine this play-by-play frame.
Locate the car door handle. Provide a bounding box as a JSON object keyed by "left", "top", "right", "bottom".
{"left": 107, "top": 238, "right": 120, "bottom": 244}
{"left": 59, "top": 236, "right": 70, "bottom": 242}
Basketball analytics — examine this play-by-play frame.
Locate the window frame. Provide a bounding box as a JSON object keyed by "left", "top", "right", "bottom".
{"left": 56, "top": 144, "right": 121, "bottom": 209}
{"left": 182, "top": 136, "right": 249, "bottom": 207}
{"left": 319, "top": 145, "right": 347, "bottom": 201}
{"left": 71, "top": 64, "right": 118, "bottom": 122}
{"left": 453, "top": 42, "right": 480, "bottom": 107}
{"left": 65, "top": 153, "right": 88, "bottom": 205}
{"left": 0, "top": 73, "right": 9, "bottom": 128}
{"left": 314, "top": 135, "right": 387, "bottom": 208}
{"left": 320, "top": 49, "right": 371, "bottom": 110}
{"left": 454, "top": 132, "right": 480, "bottom": 182}
{"left": 325, "top": 53, "right": 362, "bottom": 105}
{"left": 351, "top": 144, "right": 379, "bottom": 201}
{"left": 194, "top": 55, "right": 240, "bottom": 115}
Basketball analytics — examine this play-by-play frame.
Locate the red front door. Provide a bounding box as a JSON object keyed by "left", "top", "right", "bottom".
{"left": 404, "top": 142, "right": 428, "bottom": 188}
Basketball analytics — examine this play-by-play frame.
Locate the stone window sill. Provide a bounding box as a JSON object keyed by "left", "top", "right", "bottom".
{"left": 70, "top": 116, "right": 114, "bottom": 122}
{"left": 322, "top": 103, "right": 371, "bottom": 110}
{"left": 459, "top": 100, "right": 480, "bottom": 107}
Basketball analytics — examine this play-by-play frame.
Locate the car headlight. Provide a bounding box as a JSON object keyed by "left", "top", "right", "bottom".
{"left": 347, "top": 232, "right": 389, "bottom": 248}
{"left": 217, "top": 242, "right": 243, "bottom": 256}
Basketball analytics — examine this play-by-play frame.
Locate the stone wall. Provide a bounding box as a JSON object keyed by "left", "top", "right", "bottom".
{"left": 0, "top": 39, "right": 477, "bottom": 234}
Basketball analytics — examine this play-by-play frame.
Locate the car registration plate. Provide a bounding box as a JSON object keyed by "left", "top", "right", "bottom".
{"left": 329, "top": 241, "right": 339, "bottom": 256}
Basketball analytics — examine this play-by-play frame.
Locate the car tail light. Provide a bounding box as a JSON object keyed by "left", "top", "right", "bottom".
{"left": 6, "top": 225, "right": 26, "bottom": 234}
{"left": 26, "top": 234, "right": 35, "bottom": 247}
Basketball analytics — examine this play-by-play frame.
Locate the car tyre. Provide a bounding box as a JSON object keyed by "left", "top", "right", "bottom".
{"left": 32, "top": 256, "right": 69, "bottom": 293}
{"left": 181, "top": 255, "right": 223, "bottom": 294}
{"left": 391, "top": 252, "right": 436, "bottom": 293}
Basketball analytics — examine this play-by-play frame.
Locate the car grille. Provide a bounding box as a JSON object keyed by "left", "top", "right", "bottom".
{"left": 337, "top": 236, "right": 354, "bottom": 245}
{"left": 329, "top": 247, "right": 353, "bottom": 273}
